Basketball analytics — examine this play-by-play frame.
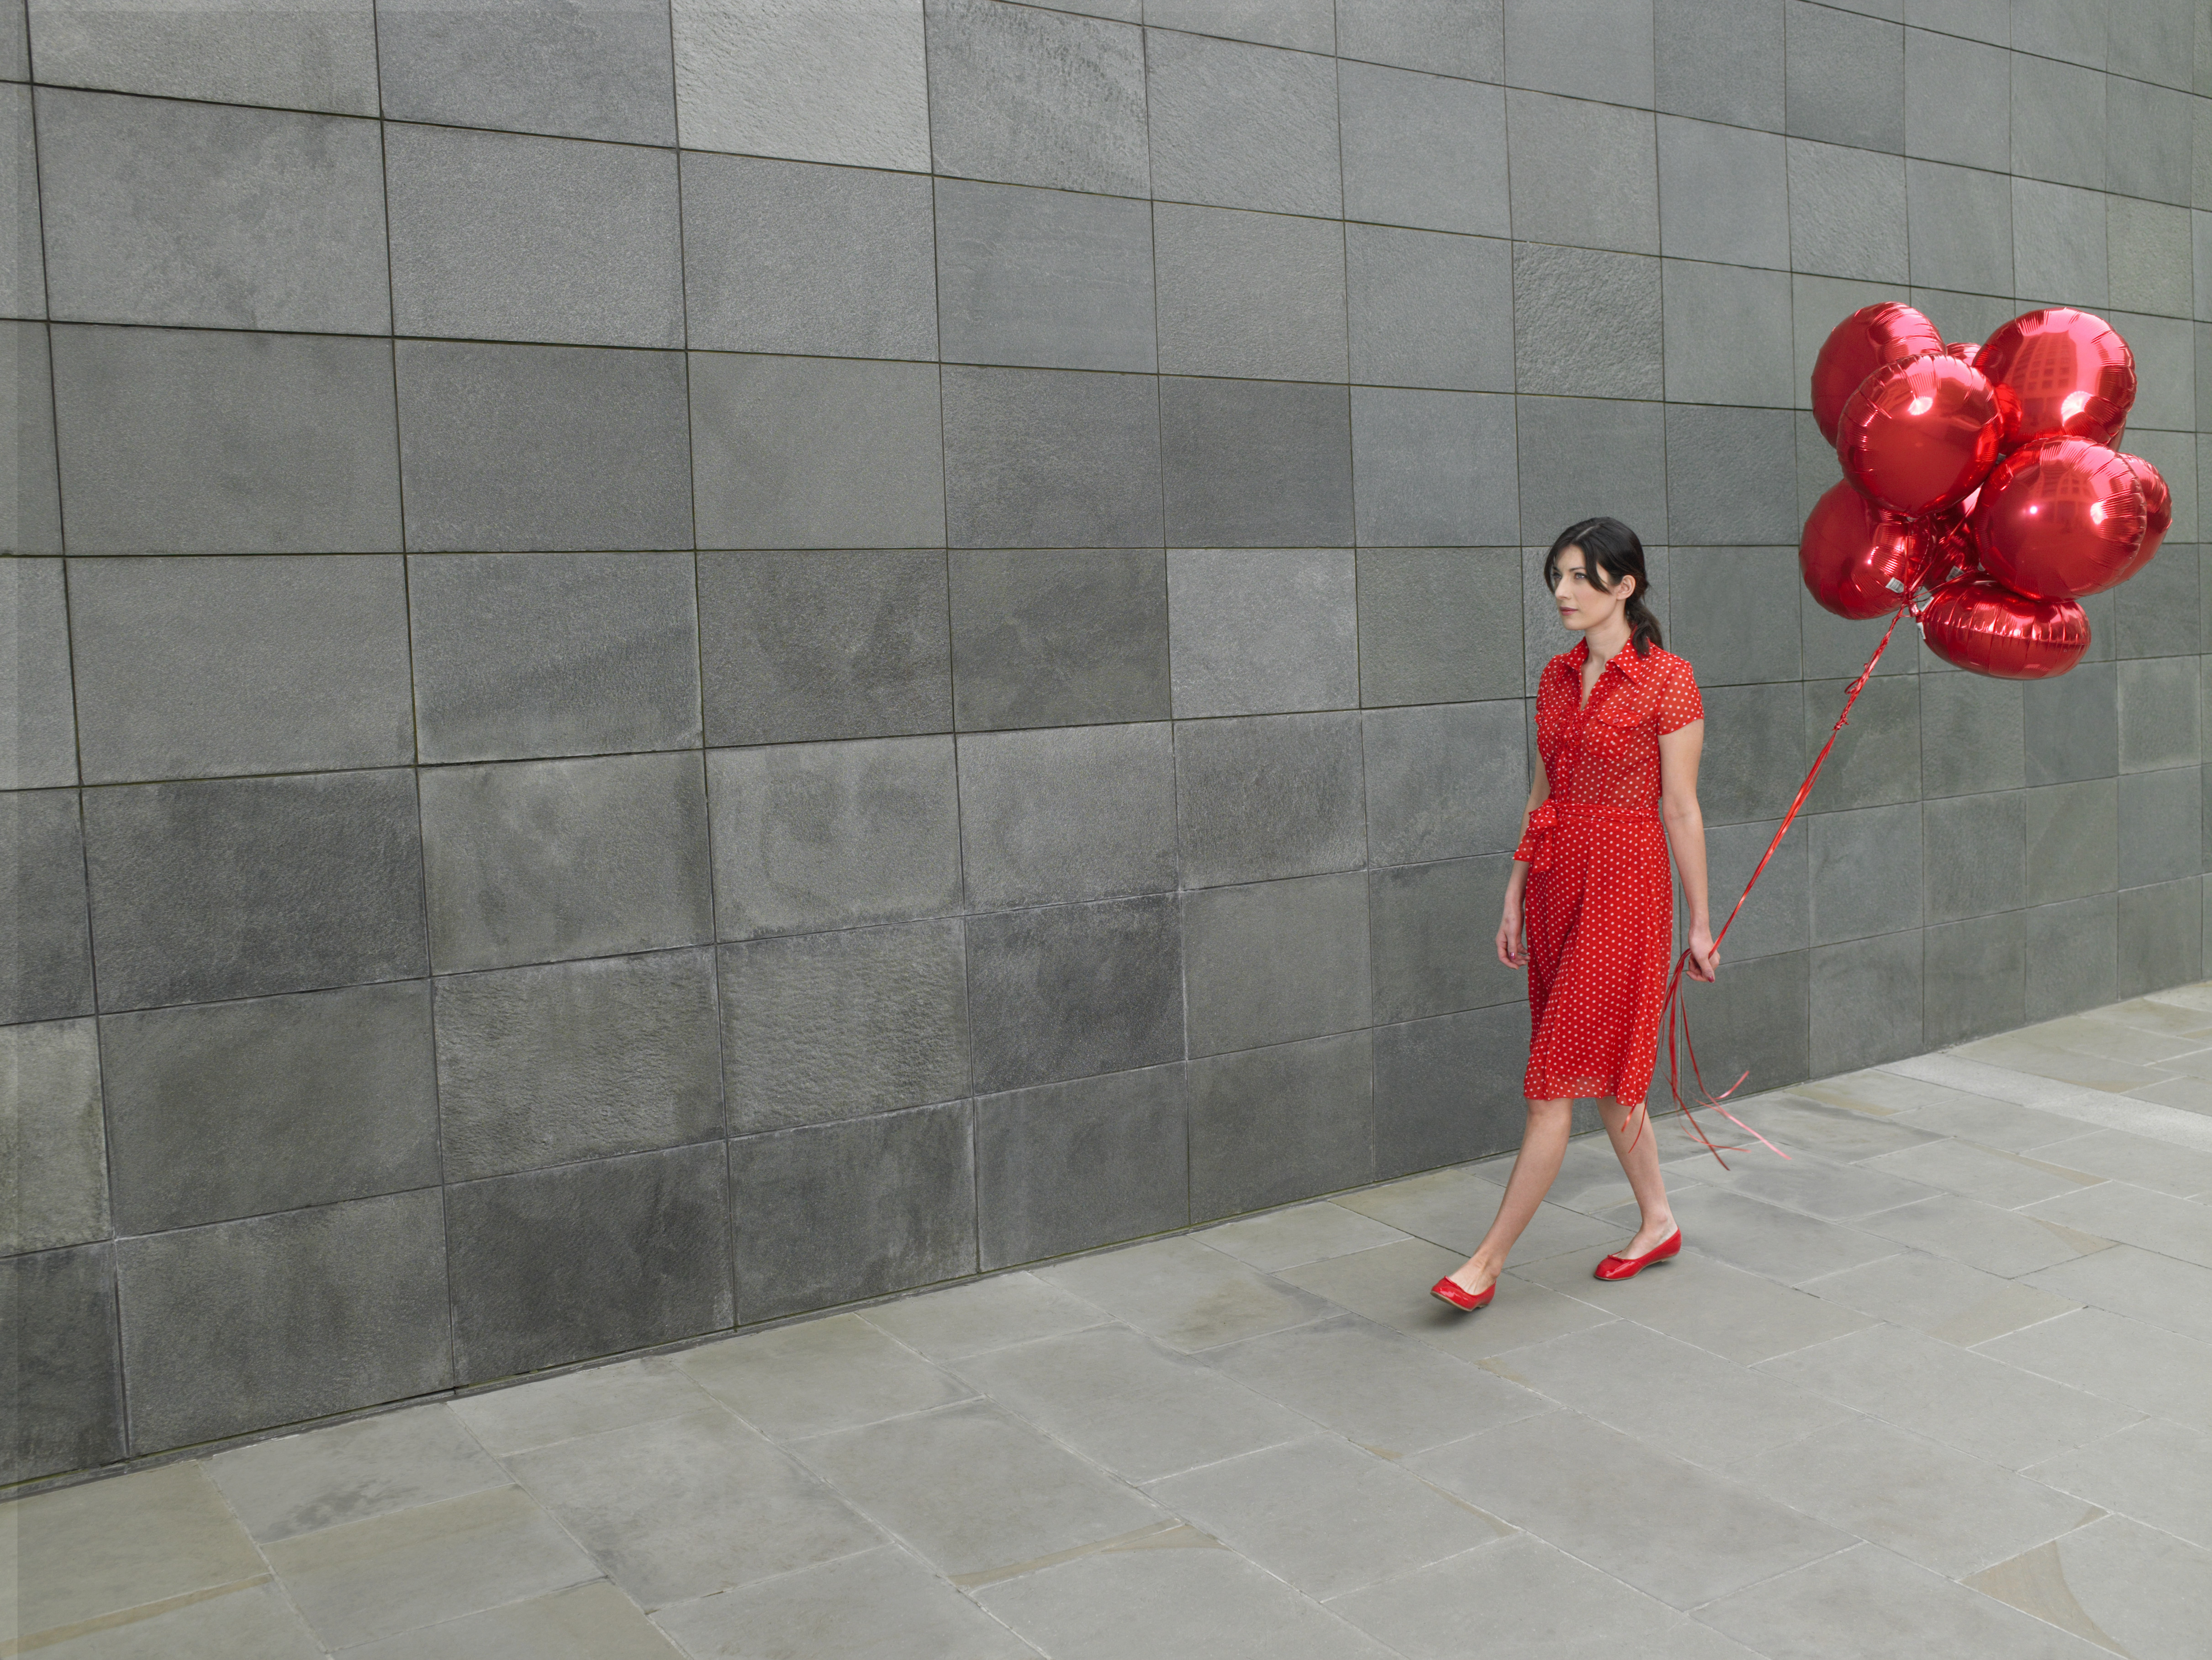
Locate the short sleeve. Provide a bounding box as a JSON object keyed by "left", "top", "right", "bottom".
{"left": 1656, "top": 657, "right": 1704, "bottom": 734}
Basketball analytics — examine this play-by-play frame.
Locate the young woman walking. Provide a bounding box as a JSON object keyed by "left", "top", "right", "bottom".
{"left": 1432, "top": 518, "right": 1719, "bottom": 1310}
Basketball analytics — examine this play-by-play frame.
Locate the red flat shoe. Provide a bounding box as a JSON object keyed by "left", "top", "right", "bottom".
{"left": 1430, "top": 1276, "right": 1495, "bottom": 1311}
{"left": 1594, "top": 1228, "right": 1682, "bottom": 1281}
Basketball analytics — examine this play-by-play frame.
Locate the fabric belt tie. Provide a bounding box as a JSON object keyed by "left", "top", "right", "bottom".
{"left": 1512, "top": 799, "right": 1660, "bottom": 871}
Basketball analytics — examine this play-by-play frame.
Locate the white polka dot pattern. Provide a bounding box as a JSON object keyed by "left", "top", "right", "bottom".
{"left": 1514, "top": 640, "right": 1704, "bottom": 1108}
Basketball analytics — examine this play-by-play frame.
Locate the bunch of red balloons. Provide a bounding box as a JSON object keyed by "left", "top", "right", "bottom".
{"left": 1800, "top": 304, "right": 2170, "bottom": 679}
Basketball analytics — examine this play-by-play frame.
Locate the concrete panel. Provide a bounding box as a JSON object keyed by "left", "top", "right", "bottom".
{"left": 1364, "top": 700, "right": 1526, "bottom": 866}
{"left": 1188, "top": 1031, "right": 1374, "bottom": 1219}
{"left": 1174, "top": 710, "right": 1367, "bottom": 888}
{"left": 4, "top": 323, "right": 62, "bottom": 556}
{"left": 1903, "top": 28, "right": 2007, "bottom": 171}
{"left": 1336, "top": 0, "right": 1500, "bottom": 80}
{"left": 1, "top": 1243, "right": 123, "bottom": 1483}
{"left": 50, "top": 324, "right": 401, "bottom": 554}
{"left": 938, "top": 179, "right": 1157, "bottom": 373}
{"left": 976, "top": 1065, "right": 1188, "bottom": 1270}
{"left": 1160, "top": 378, "right": 1353, "bottom": 548}
{"left": 720, "top": 919, "right": 967, "bottom": 1133}
{"left": 730, "top": 1101, "right": 974, "bottom": 1321}
{"left": 26, "top": 0, "right": 378, "bottom": 112}
{"left": 1506, "top": 90, "right": 1658, "bottom": 255}
{"left": 671, "top": 0, "right": 929, "bottom": 170}
{"left": 436, "top": 949, "right": 723, "bottom": 1179}
{"left": 1514, "top": 243, "right": 1663, "bottom": 399}
{"left": 376, "top": 0, "right": 678, "bottom": 144}
{"left": 1144, "top": 27, "right": 1341, "bottom": 217}
{"left": 965, "top": 894, "right": 1183, "bottom": 1093}
{"left": 1503, "top": 0, "right": 1652, "bottom": 107}
{"left": 1338, "top": 62, "right": 1508, "bottom": 237}
{"left": 1185, "top": 872, "right": 1371, "bottom": 1057}
{"left": 396, "top": 340, "right": 692, "bottom": 552}
{"left": 707, "top": 735, "right": 962, "bottom": 939}
{"left": 1368, "top": 855, "right": 1526, "bottom": 1025}
{"left": 1654, "top": 0, "right": 1782, "bottom": 131}
{"left": 1787, "top": 140, "right": 1909, "bottom": 283}
{"left": 1784, "top": 0, "right": 1901, "bottom": 153}
{"left": 102, "top": 982, "right": 438, "bottom": 1234}
{"left": 1346, "top": 224, "right": 1513, "bottom": 393}
{"left": 942, "top": 365, "right": 1163, "bottom": 548}
{"left": 1168, "top": 548, "right": 1357, "bottom": 719}
{"left": 385, "top": 123, "right": 682, "bottom": 348}
{"left": 1356, "top": 547, "right": 1524, "bottom": 708}
{"left": 82, "top": 770, "right": 429, "bottom": 1010}
{"left": 957, "top": 722, "right": 1177, "bottom": 909}
{"left": 682, "top": 153, "right": 937, "bottom": 360}
{"left": 69, "top": 555, "right": 413, "bottom": 783}
{"left": 698, "top": 549, "right": 948, "bottom": 748}
{"left": 1658, "top": 116, "right": 1789, "bottom": 269}
{"left": 1660, "top": 263, "right": 1794, "bottom": 408}
{"left": 448, "top": 1144, "right": 731, "bottom": 1383}
{"left": 949, "top": 548, "right": 1170, "bottom": 730}
{"left": 116, "top": 1191, "right": 452, "bottom": 1453}
{"left": 1153, "top": 203, "right": 1344, "bottom": 383}
{"left": 1352, "top": 387, "right": 1520, "bottom": 548}
{"left": 35, "top": 88, "right": 389, "bottom": 332}
{"left": 0, "top": 1018, "right": 106, "bottom": 1256}
{"left": 692, "top": 353, "right": 943, "bottom": 550}
{"left": 410, "top": 551, "right": 703, "bottom": 764}
{"left": 924, "top": 0, "right": 1147, "bottom": 195}
{"left": 419, "top": 751, "right": 713, "bottom": 973}
{"left": 1, "top": 787, "right": 91, "bottom": 1024}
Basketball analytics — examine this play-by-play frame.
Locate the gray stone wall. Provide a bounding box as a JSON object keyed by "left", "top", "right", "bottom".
{"left": 5, "top": 0, "right": 2210, "bottom": 1485}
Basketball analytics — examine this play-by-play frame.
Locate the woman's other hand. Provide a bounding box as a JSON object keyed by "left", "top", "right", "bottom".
{"left": 1497, "top": 902, "right": 1527, "bottom": 969}
{"left": 1686, "top": 925, "right": 1719, "bottom": 983}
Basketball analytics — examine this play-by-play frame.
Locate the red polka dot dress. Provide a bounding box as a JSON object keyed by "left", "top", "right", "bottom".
{"left": 1514, "top": 639, "right": 1704, "bottom": 1108}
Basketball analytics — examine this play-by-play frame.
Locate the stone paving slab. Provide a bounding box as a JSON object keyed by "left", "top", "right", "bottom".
{"left": 12, "top": 992, "right": 2212, "bottom": 1659}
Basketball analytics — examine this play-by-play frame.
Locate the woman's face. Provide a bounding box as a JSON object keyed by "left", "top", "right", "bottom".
{"left": 1553, "top": 544, "right": 1635, "bottom": 635}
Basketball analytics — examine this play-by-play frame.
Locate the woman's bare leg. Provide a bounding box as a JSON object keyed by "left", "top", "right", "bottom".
{"left": 1598, "top": 1096, "right": 1676, "bottom": 1254}
{"left": 1446, "top": 1098, "right": 1573, "bottom": 1293}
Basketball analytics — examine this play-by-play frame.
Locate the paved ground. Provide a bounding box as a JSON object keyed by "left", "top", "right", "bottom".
{"left": 12, "top": 992, "right": 2212, "bottom": 1660}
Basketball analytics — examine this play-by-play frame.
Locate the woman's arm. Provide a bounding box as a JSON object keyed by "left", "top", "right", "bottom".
{"left": 1496, "top": 754, "right": 1551, "bottom": 969}
{"left": 1658, "top": 718, "right": 1718, "bottom": 982}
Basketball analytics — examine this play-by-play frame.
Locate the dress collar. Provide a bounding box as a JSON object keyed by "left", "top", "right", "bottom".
{"left": 1567, "top": 638, "right": 1646, "bottom": 683}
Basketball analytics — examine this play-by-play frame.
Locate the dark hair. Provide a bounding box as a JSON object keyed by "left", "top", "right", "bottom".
{"left": 1542, "top": 516, "right": 1663, "bottom": 657}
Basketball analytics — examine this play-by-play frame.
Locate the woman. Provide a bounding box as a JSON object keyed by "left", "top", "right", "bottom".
{"left": 1431, "top": 518, "right": 1719, "bottom": 1310}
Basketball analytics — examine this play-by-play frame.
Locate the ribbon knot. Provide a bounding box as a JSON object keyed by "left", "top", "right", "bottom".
{"left": 1513, "top": 801, "right": 1562, "bottom": 870}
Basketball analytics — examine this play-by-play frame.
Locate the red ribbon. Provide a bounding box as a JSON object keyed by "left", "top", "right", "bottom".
{"left": 1637, "top": 605, "right": 1913, "bottom": 1167}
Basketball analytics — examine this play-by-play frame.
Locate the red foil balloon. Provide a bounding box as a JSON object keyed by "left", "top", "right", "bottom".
{"left": 1837, "top": 353, "right": 2005, "bottom": 516}
{"left": 1971, "top": 437, "right": 2150, "bottom": 599}
{"left": 1946, "top": 341, "right": 1979, "bottom": 368}
{"left": 1976, "top": 308, "right": 2136, "bottom": 448}
{"left": 1799, "top": 481, "right": 1927, "bottom": 618}
{"left": 2109, "top": 453, "right": 2172, "bottom": 585}
{"left": 1811, "top": 303, "right": 1946, "bottom": 445}
{"left": 1919, "top": 577, "right": 2090, "bottom": 680}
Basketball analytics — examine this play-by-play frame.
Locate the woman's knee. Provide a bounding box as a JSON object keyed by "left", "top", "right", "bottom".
{"left": 1525, "top": 1096, "right": 1573, "bottom": 1127}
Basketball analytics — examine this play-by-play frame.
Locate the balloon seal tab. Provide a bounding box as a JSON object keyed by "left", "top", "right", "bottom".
{"left": 1885, "top": 577, "right": 1905, "bottom": 593}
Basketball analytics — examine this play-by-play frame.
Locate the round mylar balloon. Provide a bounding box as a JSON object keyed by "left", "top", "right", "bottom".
{"left": 1975, "top": 308, "right": 2136, "bottom": 448}
{"left": 1799, "top": 481, "right": 1927, "bottom": 618}
{"left": 1947, "top": 341, "right": 1980, "bottom": 368}
{"left": 1971, "top": 437, "right": 2151, "bottom": 599}
{"left": 2109, "top": 453, "right": 2173, "bottom": 586}
{"left": 1919, "top": 577, "right": 2090, "bottom": 680}
{"left": 1837, "top": 353, "right": 2005, "bottom": 516}
{"left": 1811, "top": 303, "right": 1946, "bottom": 446}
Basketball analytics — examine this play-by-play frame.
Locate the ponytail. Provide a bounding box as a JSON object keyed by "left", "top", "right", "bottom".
{"left": 1544, "top": 516, "right": 1663, "bottom": 656}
